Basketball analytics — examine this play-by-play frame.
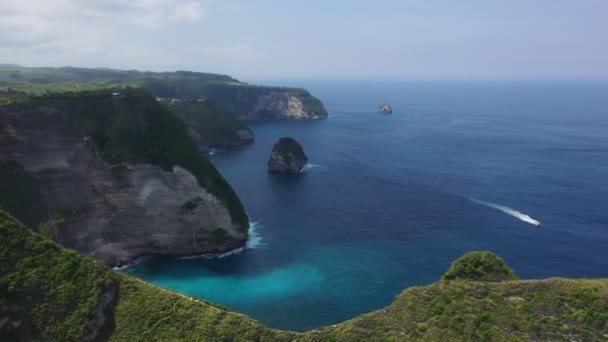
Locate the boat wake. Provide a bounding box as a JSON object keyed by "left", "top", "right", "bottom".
{"left": 300, "top": 163, "right": 328, "bottom": 173}
{"left": 469, "top": 198, "right": 541, "bottom": 227}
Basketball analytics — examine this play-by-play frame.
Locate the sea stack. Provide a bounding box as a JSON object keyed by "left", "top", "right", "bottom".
{"left": 379, "top": 103, "right": 393, "bottom": 113}
{"left": 267, "top": 137, "right": 309, "bottom": 173}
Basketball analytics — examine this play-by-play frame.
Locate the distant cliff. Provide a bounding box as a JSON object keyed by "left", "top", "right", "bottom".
{"left": 0, "top": 89, "right": 248, "bottom": 266}
{"left": 161, "top": 98, "right": 255, "bottom": 151}
{"left": 200, "top": 85, "right": 328, "bottom": 121}
{"left": 0, "top": 66, "right": 328, "bottom": 122}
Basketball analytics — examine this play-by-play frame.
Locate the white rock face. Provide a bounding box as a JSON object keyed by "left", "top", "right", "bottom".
{"left": 243, "top": 92, "right": 326, "bottom": 121}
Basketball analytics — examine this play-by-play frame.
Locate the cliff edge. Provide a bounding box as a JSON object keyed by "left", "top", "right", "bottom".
{"left": 0, "top": 89, "right": 249, "bottom": 266}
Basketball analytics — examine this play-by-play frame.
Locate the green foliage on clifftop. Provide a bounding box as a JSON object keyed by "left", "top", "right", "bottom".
{"left": 2, "top": 208, "right": 607, "bottom": 341}
{"left": 442, "top": 251, "right": 519, "bottom": 282}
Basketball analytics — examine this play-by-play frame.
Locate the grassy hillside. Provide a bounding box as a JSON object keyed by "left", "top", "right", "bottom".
{"left": 1, "top": 209, "right": 607, "bottom": 341}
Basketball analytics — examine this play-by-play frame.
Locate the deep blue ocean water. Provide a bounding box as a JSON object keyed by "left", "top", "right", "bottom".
{"left": 124, "top": 80, "right": 608, "bottom": 331}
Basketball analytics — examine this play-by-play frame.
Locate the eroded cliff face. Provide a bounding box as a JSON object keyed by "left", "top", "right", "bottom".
{"left": 205, "top": 86, "right": 328, "bottom": 122}
{"left": 245, "top": 92, "right": 325, "bottom": 121}
{"left": 0, "top": 104, "right": 246, "bottom": 266}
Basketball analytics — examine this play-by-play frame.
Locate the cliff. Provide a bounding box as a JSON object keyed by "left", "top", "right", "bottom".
{"left": 267, "top": 137, "right": 309, "bottom": 173}
{"left": 0, "top": 89, "right": 248, "bottom": 266}
{"left": 0, "top": 66, "right": 328, "bottom": 122}
{"left": 202, "top": 85, "right": 328, "bottom": 121}
{"left": 162, "top": 98, "right": 255, "bottom": 151}
{"left": 1, "top": 210, "right": 607, "bottom": 341}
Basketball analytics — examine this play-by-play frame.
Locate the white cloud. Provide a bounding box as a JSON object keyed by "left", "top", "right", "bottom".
{"left": 169, "top": 2, "right": 204, "bottom": 22}
{"left": 0, "top": 0, "right": 205, "bottom": 60}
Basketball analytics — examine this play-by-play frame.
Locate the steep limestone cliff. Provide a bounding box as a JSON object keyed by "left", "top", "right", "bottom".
{"left": 0, "top": 67, "right": 329, "bottom": 123}
{"left": 203, "top": 85, "right": 328, "bottom": 122}
{"left": 0, "top": 90, "right": 248, "bottom": 266}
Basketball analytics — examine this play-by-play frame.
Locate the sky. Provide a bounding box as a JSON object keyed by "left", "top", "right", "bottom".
{"left": 1, "top": 0, "right": 607, "bottom": 80}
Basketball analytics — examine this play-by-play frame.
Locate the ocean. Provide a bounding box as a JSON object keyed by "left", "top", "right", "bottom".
{"left": 124, "top": 80, "right": 608, "bottom": 331}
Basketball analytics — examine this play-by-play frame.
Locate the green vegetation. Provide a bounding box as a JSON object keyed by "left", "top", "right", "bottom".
{"left": 288, "top": 88, "right": 327, "bottom": 114}
{"left": 0, "top": 66, "right": 327, "bottom": 120}
{"left": 165, "top": 99, "right": 253, "bottom": 148}
{"left": 442, "top": 251, "right": 519, "bottom": 282}
{"left": 0, "top": 209, "right": 115, "bottom": 341}
{"left": 0, "top": 209, "right": 289, "bottom": 341}
{"left": 1, "top": 209, "right": 607, "bottom": 341}
{"left": 18, "top": 88, "right": 248, "bottom": 230}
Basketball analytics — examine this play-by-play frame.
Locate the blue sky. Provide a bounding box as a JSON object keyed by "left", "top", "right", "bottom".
{"left": 1, "top": 0, "right": 607, "bottom": 80}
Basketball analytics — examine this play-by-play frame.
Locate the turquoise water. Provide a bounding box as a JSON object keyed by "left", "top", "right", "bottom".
{"left": 125, "top": 80, "right": 608, "bottom": 331}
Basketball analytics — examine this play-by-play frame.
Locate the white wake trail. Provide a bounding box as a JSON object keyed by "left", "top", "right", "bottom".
{"left": 469, "top": 198, "right": 541, "bottom": 227}
{"left": 300, "top": 163, "right": 328, "bottom": 173}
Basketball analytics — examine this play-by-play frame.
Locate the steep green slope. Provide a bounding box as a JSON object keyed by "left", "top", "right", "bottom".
{"left": 164, "top": 98, "right": 254, "bottom": 148}
{"left": 1, "top": 209, "right": 607, "bottom": 341}
{"left": 0, "top": 209, "right": 289, "bottom": 341}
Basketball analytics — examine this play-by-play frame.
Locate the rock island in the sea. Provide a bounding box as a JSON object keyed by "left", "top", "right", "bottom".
{"left": 379, "top": 103, "right": 393, "bottom": 113}
{"left": 267, "top": 137, "right": 309, "bottom": 173}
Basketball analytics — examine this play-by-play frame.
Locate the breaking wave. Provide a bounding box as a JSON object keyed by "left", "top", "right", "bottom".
{"left": 469, "top": 197, "right": 541, "bottom": 226}
{"left": 180, "top": 222, "right": 265, "bottom": 260}
{"left": 246, "top": 222, "right": 265, "bottom": 249}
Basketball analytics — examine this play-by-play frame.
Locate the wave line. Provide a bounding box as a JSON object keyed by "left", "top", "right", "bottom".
{"left": 469, "top": 197, "right": 541, "bottom": 227}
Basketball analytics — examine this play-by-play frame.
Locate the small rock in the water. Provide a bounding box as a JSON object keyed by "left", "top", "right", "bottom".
{"left": 379, "top": 103, "right": 393, "bottom": 113}
{"left": 267, "top": 137, "right": 309, "bottom": 173}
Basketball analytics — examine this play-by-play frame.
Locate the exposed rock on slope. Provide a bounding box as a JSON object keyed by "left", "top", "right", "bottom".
{"left": 267, "top": 137, "right": 309, "bottom": 173}
{"left": 0, "top": 89, "right": 248, "bottom": 266}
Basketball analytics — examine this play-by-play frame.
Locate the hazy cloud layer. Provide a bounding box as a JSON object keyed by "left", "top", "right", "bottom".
{"left": 1, "top": 0, "right": 607, "bottom": 79}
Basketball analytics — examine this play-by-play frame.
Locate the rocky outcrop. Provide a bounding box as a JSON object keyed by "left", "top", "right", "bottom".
{"left": 0, "top": 97, "right": 247, "bottom": 266}
{"left": 267, "top": 137, "right": 309, "bottom": 173}
{"left": 379, "top": 103, "right": 393, "bottom": 113}
{"left": 204, "top": 86, "right": 328, "bottom": 122}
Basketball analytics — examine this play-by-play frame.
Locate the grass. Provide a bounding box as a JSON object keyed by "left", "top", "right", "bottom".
{"left": 442, "top": 250, "right": 519, "bottom": 282}
{"left": 0, "top": 209, "right": 116, "bottom": 341}
{"left": 2, "top": 210, "right": 607, "bottom": 341}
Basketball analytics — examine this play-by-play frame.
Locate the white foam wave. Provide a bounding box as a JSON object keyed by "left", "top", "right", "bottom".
{"left": 469, "top": 198, "right": 541, "bottom": 226}
{"left": 246, "top": 222, "right": 265, "bottom": 249}
{"left": 180, "top": 222, "right": 264, "bottom": 260}
{"left": 300, "top": 163, "right": 328, "bottom": 173}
